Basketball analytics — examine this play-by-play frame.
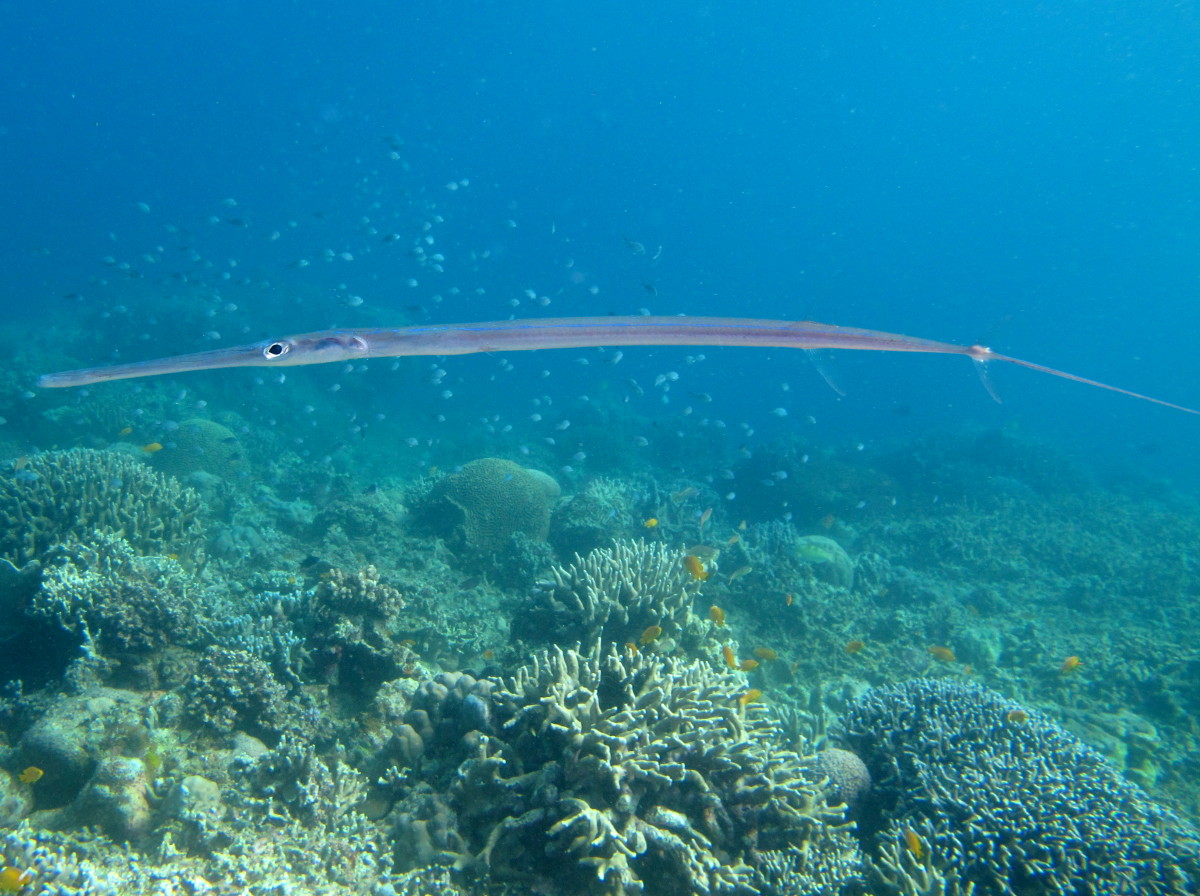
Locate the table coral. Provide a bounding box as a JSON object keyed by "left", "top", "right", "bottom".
{"left": 840, "top": 678, "right": 1200, "bottom": 895}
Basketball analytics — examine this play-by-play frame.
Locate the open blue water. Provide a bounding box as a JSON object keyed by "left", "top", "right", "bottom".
{"left": 3, "top": 1, "right": 1198, "bottom": 487}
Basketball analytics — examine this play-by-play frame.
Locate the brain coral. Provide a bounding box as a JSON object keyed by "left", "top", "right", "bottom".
{"left": 839, "top": 678, "right": 1200, "bottom": 896}
{"left": 149, "top": 417, "right": 245, "bottom": 480}
{"left": 390, "top": 645, "right": 862, "bottom": 895}
{"left": 420, "top": 458, "right": 554, "bottom": 553}
{"left": 0, "top": 448, "right": 204, "bottom": 565}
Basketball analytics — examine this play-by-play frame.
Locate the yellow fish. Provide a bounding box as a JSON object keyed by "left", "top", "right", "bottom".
{"left": 738, "top": 688, "right": 763, "bottom": 706}
{"left": 118, "top": 426, "right": 133, "bottom": 437}
{"left": 140, "top": 442, "right": 164, "bottom": 454}
{"left": 753, "top": 647, "right": 777, "bottom": 662}
{"left": 683, "top": 555, "right": 709, "bottom": 581}
{"left": 708, "top": 605, "right": 726, "bottom": 626}
{"left": 1060, "top": 655, "right": 1083, "bottom": 674}
{"left": 0, "top": 867, "right": 33, "bottom": 892}
{"left": 928, "top": 646, "right": 956, "bottom": 662}
{"left": 844, "top": 639, "right": 865, "bottom": 654}
{"left": 698, "top": 506, "right": 713, "bottom": 531}
{"left": 739, "top": 659, "right": 759, "bottom": 672}
{"left": 643, "top": 518, "right": 659, "bottom": 529}
{"left": 1005, "top": 709, "right": 1029, "bottom": 724}
{"left": 17, "top": 766, "right": 42, "bottom": 784}
{"left": 904, "top": 829, "right": 924, "bottom": 860}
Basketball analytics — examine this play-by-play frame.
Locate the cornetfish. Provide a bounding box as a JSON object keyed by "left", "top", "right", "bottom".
{"left": 35, "top": 315, "right": 1199, "bottom": 415}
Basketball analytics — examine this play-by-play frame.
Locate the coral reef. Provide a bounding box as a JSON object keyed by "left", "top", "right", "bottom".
{"left": 840, "top": 678, "right": 1200, "bottom": 895}
{"left": 416, "top": 458, "right": 556, "bottom": 553}
{"left": 512, "top": 539, "right": 707, "bottom": 652}
{"left": 386, "top": 644, "right": 861, "bottom": 895}
{"left": 0, "top": 448, "right": 204, "bottom": 565}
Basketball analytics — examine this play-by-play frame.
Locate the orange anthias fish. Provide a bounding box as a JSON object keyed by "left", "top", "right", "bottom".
{"left": 753, "top": 647, "right": 777, "bottom": 661}
{"left": 727, "top": 565, "right": 753, "bottom": 584}
{"left": 722, "top": 645, "right": 737, "bottom": 669}
{"left": 709, "top": 605, "right": 726, "bottom": 626}
{"left": 698, "top": 506, "right": 713, "bottom": 531}
{"left": 671, "top": 486, "right": 699, "bottom": 504}
{"left": 739, "top": 688, "right": 763, "bottom": 706}
{"left": 639, "top": 625, "right": 663, "bottom": 646}
{"left": 683, "top": 555, "right": 709, "bottom": 580}
{"left": 928, "top": 646, "right": 956, "bottom": 662}
{"left": 739, "top": 659, "right": 759, "bottom": 672}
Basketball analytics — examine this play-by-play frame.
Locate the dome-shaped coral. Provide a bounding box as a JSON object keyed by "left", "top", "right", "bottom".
{"left": 417, "top": 458, "right": 555, "bottom": 553}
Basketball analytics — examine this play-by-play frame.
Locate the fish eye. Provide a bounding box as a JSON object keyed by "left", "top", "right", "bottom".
{"left": 263, "top": 341, "right": 290, "bottom": 359}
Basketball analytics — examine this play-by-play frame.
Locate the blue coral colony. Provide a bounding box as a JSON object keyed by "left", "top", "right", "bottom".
{"left": 4, "top": 4, "right": 1200, "bottom": 896}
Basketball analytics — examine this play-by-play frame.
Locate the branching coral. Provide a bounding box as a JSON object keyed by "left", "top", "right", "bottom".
{"left": 513, "top": 539, "right": 706, "bottom": 652}
{"left": 33, "top": 532, "right": 207, "bottom": 658}
{"left": 0, "top": 448, "right": 204, "bottom": 565}
{"left": 388, "top": 644, "right": 862, "bottom": 895}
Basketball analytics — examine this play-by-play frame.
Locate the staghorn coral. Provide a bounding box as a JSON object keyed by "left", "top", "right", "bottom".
{"left": 513, "top": 539, "right": 706, "bottom": 652}
{"left": 840, "top": 678, "right": 1200, "bottom": 896}
{"left": 416, "top": 457, "right": 555, "bottom": 553}
{"left": 392, "top": 644, "right": 862, "bottom": 896}
{"left": 0, "top": 448, "right": 204, "bottom": 565}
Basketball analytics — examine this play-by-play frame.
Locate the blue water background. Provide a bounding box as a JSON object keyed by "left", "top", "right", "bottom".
{"left": 3, "top": 1, "right": 1199, "bottom": 488}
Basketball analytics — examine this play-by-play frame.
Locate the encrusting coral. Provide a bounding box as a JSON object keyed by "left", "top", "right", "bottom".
{"left": 839, "top": 678, "right": 1200, "bottom": 896}
{"left": 385, "top": 644, "right": 862, "bottom": 895}
{"left": 0, "top": 448, "right": 204, "bottom": 565}
{"left": 513, "top": 539, "right": 707, "bottom": 652}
